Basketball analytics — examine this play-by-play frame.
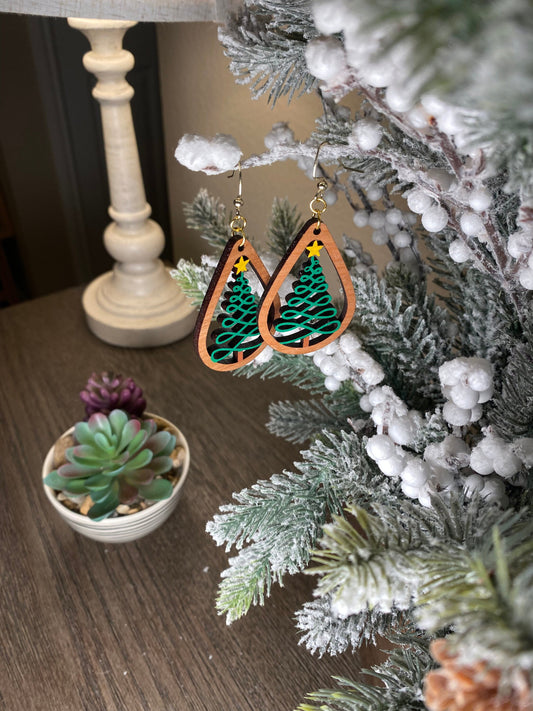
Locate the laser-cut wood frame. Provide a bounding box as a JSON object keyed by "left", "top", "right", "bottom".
{"left": 194, "top": 236, "right": 280, "bottom": 371}
{"left": 257, "top": 218, "right": 356, "bottom": 354}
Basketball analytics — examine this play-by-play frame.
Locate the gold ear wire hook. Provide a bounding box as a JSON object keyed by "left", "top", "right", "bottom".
{"left": 310, "top": 142, "right": 329, "bottom": 229}
{"left": 229, "top": 162, "right": 246, "bottom": 247}
{"left": 312, "top": 141, "right": 327, "bottom": 180}
{"left": 229, "top": 162, "right": 243, "bottom": 199}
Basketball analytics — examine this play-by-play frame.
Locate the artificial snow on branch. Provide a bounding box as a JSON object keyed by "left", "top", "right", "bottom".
{"left": 172, "top": 1, "right": 533, "bottom": 707}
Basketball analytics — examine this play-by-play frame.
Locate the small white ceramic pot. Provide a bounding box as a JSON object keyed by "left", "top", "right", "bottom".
{"left": 42, "top": 413, "right": 190, "bottom": 544}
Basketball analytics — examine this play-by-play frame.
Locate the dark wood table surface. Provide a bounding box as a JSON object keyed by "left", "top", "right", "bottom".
{"left": 0, "top": 287, "right": 375, "bottom": 711}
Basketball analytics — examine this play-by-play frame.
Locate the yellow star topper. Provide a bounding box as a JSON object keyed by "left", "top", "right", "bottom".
{"left": 234, "top": 256, "right": 250, "bottom": 274}
{"left": 306, "top": 240, "right": 324, "bottom": 258}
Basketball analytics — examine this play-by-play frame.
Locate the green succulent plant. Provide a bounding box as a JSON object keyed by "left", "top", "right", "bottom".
{"left": 44, "top": 409, "right": 176, "bottom": 521}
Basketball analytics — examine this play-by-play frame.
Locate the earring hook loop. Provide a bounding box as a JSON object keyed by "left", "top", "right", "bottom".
{"left": 310, "top": 142, "right": 329, "bottom": 228}
{"left": 229, "top": 162, "right": 243, "bottom": 199}
{"left": 229, "top": 162, "right": 246, "bottom": 247}
{"left": 312, "top": 141, "right": 328, "bottom": 180}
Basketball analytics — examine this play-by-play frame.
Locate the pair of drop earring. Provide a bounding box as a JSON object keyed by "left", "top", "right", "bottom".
{"left": 194, "top": 147, "right": 356, "bottom": 372}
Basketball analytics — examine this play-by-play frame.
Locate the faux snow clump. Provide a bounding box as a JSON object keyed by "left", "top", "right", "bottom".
{"left": 305, "top": 36, "right": 350, "bottom": 86}
{"left": 264, "top": 122, "right": 296, "bottom": 150}
{"left": 312, "top": 0, "right": 360, "bottom": 37}
{"left": 175, "top": 134, "right": 242, "bottom": 175}
{"left": 312, "top": 333, "right": 384, "bottom": 392}
{"left": 332, "top": 548, "right": 415, "bottom": 617}
{"left": 439, "top": 357, "right": 493, "bottom": 426}
{"left": 350, "top": 119, "right": 382, "bottom": 151}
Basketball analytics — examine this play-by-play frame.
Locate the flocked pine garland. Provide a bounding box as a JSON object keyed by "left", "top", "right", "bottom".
{"left": 172, "top": 1, "right": 533, "bottom": 709}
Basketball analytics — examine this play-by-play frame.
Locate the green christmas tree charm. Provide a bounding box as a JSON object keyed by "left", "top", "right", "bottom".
{"left": 209, "top": 256, "right": 262, "bottom": 364}
{"left": 257, "top": 219, "right": 356, "bottom": 355}
{"left": 274, "top": 240, "right": 341, "bottom": 347}
{"left": 194, "top": 235, "right": 278, "bottom": 372}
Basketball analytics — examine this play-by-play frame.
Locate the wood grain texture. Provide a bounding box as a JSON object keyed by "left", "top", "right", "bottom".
{"left": 257, "top": 218, "right": 356, "bottom": 354}
{"left": 0, "top": 287, "right": 379, "bottom": 711}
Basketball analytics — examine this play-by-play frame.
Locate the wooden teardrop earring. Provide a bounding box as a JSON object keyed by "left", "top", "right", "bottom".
{"left": 257, "top": 145, "right": 356, "bottom": 354}
{"left": 194, "top": 165, "right": 280, "bottom": 371}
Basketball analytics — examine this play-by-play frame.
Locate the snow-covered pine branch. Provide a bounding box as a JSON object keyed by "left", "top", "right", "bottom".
{"left": 174, "top": 1, "right": 533, "bottom": 707}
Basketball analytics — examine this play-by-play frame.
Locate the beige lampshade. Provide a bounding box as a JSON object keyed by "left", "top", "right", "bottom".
{"left": 0, "top": 0, "right": 236, "bottom": 21}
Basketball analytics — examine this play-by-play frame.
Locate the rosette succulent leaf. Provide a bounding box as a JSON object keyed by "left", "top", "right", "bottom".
{"left": 80, "top": 372, "right": 146, "bottom": 418}
{"left": 44, "top": 409, "right": 176, "bottom": 521}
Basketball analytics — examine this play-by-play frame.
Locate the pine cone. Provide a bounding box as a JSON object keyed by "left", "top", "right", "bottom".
{"left": 79, "top": 372, "right": 146, "bottom": 418}
{"left": 424, "top": 638, "right": 532, "bottom": 711}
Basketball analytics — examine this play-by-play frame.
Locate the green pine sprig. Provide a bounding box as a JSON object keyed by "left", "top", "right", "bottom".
{"left": 354, "top": 268, "right": 452, "bottom": 410}
{"left": 297, "top": 641, "right": 434, "bottom": 711}
{"left": 266, "top": 197, "right": 305, "bottom": 259}
{"left": 182, "top": 188, "right": 230, "bottom": 252}
{"left": 207, "top": 432, "right": 401, "bottom": 623}
{"left": 295, "top": 595, "right": 411, "bottom": 657}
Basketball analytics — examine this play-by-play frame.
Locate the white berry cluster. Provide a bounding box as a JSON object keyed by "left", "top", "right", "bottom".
{"left": 406, "top": 184, "right": 493, "bottom": 254}
{"left": 414, "top": 96, "right": 479, "bottom": 153}
{"left": 363, "top": 388, "right": 464, "bottom": 507}
{"left": 469, "top": 429, "right": 533, "bottom": 479}
{"left": 424, "top": 436, "right": 509, "bottom": 506}
{"left": 354, "top": 206, "right": 416, "bottom": 248}
{"left": 311, "top": 333, "right": 385, "bottom": 392}
{"left": 311, "top": 0, "right": 483, "bottom": 153}
{"left": 353, "top": 201, "right": 418, "bottom": 271}
{"left": 312, "top": 0, "right": 414, "bottom": 106}
{"left": 462, "top": 472, "right": 507, "bottom": 506}
{"left": 342, "top": 235, "right": 375, "bottom": 276}
{"left": 461, "top": 429, "right": 533, "bottom": 506}
{"left": 406, "top": 189, "right": 449, "bottom": 235}
{"left": 360, "top": 386, "right": 422, "bottom": 445}
{"left": 310, "top": 0, "right": 504, "bottom": 255}
{"left": 360, "top": 370, "right": 526, "bottom": 507}
{"left": 512, "top": 214, "right": 533, "bottom": 289}
{"left": 452, "top": 188, "right": 493, "bottom": 262}
{"left": 438, "top": 357, "right": 493, "bottom": 426}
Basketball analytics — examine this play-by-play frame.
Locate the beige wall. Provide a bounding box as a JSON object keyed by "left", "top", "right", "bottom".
{"left": 157, "top": 22, "right": 374, "bottom": 265}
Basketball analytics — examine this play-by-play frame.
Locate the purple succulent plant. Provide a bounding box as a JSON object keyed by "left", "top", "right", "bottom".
{"left": 80, "top": 372, "right": 146, "bottom": 418}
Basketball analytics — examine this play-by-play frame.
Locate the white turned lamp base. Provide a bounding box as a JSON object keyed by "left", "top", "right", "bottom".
{"left": 83, "top": 214, "right": 197, "bottom": 347}
{"left": 83, "top": 268, "right": 196, "bottom": 347}
{"left": 69, "top": 17, "right": 195, "bottom": 348}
